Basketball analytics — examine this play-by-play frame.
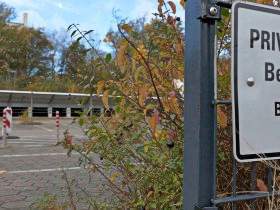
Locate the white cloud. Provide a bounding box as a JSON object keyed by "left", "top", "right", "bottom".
{"left": 129, "top": 0, "right": 156, "bottom": 20}
{"left": 3, "top": 0, "right": 38, "bottom": 10}
{"left": 57, "top": 3, "right": 63, "bottom": 9}
{"left": 128, "top": 0, "right": 184, "bottom": 22}
{"left": 48, "top": 14, "right": 68, "bottom": 30}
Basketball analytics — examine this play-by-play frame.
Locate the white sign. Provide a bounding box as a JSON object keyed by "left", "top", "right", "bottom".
{"left": 232, "top": 2, "right": 280, "bottom": 162}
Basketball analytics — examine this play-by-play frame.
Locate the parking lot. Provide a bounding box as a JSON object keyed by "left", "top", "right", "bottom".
{"left": 0, "top": 118, "right": 109, "bottom": 210}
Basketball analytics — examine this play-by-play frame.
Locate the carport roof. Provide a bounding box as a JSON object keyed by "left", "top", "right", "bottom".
{"left": 0, "top": 90, "right": 95, "bottom": 97}
{"left": 0, "top": 90, "right": 106, "bottom": 108}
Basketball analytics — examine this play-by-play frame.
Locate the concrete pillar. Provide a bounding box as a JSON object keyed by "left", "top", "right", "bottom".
{"left": 66, "top": 107, "right": 71, "bottom": 118}
{"left": 29, "top": 93, "right": 33, "bottom": 119}
{"left": 101, "top": 107, "right": 104, "bottom": 115}
{"left": 28, "top": 107, "right": 32, "bottom": 118}
{"left": 89, "top": 93, "right": 93, "bottom": 116}
{"left": 48, "top": 107, "right": 52, "bottom": 118}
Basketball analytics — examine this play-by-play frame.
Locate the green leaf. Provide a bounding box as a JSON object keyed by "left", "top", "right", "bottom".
{"left": 71, "top": 30, "right": 77, "bottom": 38}
{"left": 67, "top": 24, "right": 74, "bottom": 31}
{"left": 105, "top": 53, "right": 112, "bottom": 63}
{"left": 115, "top": 106, "right": 121, "bottom": 113}
{"left": 84, "top": 30, "right": 94, "bottom": 36}
{"left": 77, "top": 37, "right": 83, "bottom": 42}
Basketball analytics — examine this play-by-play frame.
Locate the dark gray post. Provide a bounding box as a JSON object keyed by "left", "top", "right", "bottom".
{"left": 184, "top": 0, "right": 217, "bottom": 209}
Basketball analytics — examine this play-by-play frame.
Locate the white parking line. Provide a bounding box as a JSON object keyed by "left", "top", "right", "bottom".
{"left": 21, "top": 145, "right": 50, "bottom": 148}
{"left": 0, "top": 153, "right": 79, "bottom": 158}
{"left": 8, "top": 138, "right": 57, "bottom": 141}
{"left": 9, "top": 142, "right": 54, "bottom": 144}
{"left": 18, "top": 135, "right": 57, "bottom": 138}
{"left": 4, "top": 167, "right": 81, "bottom": 174}
{"left": 33, "top": 125, "right": 54, "bottom": 132}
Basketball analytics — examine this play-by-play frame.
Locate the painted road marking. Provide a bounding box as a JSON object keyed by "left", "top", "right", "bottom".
{"left": 9, "top": 142, "right": 54, "bottom": 144}
{"left": 11, "top": 136, "right": 86, "bottom": 140}
{"left": 8, "top": 141, "right": 55, "bottom": 144}
{"left": 4, "top": 167, "right": 81, "bottom": 174}
{"left": 16, "top": 135, "right": 58, "bottom": 138}
{"left": 0, "top": 153, "right": 79, "bottom": 158}
{"left": 22, "top": 145, "right": 50, "bottom": 148}
{"left": 33, "top": 125, "right": 54, "bottom": 132}
{"left": 9, "top": 138, "right": 58, "bottom": 141}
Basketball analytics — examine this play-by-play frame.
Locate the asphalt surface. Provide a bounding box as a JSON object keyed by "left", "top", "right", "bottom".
{"left": 0, "top": 118, "right": 110, "bottom": 210}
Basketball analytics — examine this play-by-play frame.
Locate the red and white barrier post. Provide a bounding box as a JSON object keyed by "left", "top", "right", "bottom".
{"left": 4, "top": 107, "right": 12, "bottom": 135}
{"left": 56, "top": 111, "right": 60, "bottom": 141}
{"left": 1, "top": 107, "right": 12, "bottom": 148}
{"left": 1, "top": 110, "right": 7, "bottom": 148}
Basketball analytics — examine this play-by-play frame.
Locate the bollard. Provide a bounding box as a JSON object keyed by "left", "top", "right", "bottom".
{"left": 4, "top": 107, "right": 12, "bottom": 135}
{"left": 56, "top": 111, "right": 60, "bottom": 141}
{"left": 66, "top": 130, "right": 73, "bottom": 145}
{"left": 1, "top": 111, "right": 7, "bottom": 148}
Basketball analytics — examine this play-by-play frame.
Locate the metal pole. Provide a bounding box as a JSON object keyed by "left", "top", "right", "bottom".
{"left": 250, "top": 162, "right": 257, "bottom": 210}
{"left": 232, "top": 158, "right": 237, "bottom": 210}
{"left": 184, "top": 0, "right": 217, "bottom": 209}
{"left": 267, "top": 167, "right": 273, "bottom": 193}
{"left": 213, "top": 21, "right": 218, "bottom": 201}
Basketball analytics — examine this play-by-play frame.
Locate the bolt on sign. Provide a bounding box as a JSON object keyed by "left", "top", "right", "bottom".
{"left": 232, "top": 1, "right": 280, "bottom": 162}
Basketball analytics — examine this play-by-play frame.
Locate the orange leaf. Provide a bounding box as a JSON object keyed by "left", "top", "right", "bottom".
{"left": 167, "top": 15, "right": 175, "bottom": 25}
{"left": 217, "top": 107, "right": 228, "bottom": 128}
{"left": 102, "top": 90, "right": 110, "bottom": 110}
{"left": 121, "top": 24, "right": 132, "bottom": 33}
{"left": 257, "top": 179, "right": 268, "bottom": 192}
{"left": 169, "top": 92, "right": 181, "bottom": 115}
{"left": 256, "top": 0, "right": 272, "bottom": 4}
{"left": 97, "top": 80, "right": 105, "bottom": 95}
{"left": 147, "top": 191, "right": 154, "bottom": 198}
{"left": 139, "top": 86, "right": 148, "bottom": 107}
{"left": 180, "top": 0, "right": 185, "bottom": 8}
{"left": 116, "top": 47, "right": 126, "bottom": 67}
{"left": 162, "top": 97, "right": 170, "bottom": 112}
{"left": 149, "top": 110, "right": 160, "bottom": 136}
{"left": 168, "top": 1, "right": 176, "bottom": 14}
{"left": 158, "top": 0, "right": 164, "bottom": 6}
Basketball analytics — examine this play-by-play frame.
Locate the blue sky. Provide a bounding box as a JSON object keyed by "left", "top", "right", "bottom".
{"left": 4, "top": 0, "right": 184, "bottom": 50}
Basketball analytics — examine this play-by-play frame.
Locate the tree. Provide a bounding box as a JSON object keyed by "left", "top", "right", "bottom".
{"left": 0, "top": 10, "right": 54, "bottom": 90}
{"left": 62, "top": 0, "right": 184, "bottom": 208}
{"left": 0, "top": 2, "right": 15, "bottom": 23}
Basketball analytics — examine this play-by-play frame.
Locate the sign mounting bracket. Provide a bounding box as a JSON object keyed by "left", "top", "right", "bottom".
{"left": 200, "top": 1, "right": 221, "bottom": 21}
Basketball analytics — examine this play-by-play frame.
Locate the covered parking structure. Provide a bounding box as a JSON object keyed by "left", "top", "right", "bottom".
{"left": 0, "top": 90, "right": 108, "bottom": 118}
